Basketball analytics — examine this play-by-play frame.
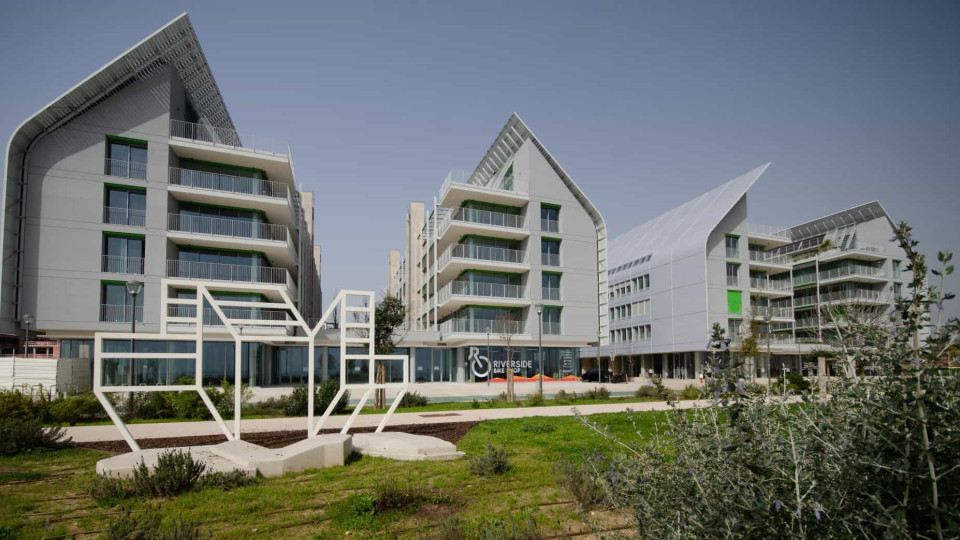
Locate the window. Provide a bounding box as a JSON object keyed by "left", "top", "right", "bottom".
{"left": 104, "top": 186, "right": 146, "bottom": 227}
{"left": 105, "top": 138, "right": 147, "bottom": 179}
{"left": 541, "top": 239, "right": 560, "bottom": 266}
{"left": 100, "top": 282, "right": 143, "bottom": 323}
{"left": 894, "top": 283, "right": 902, "bottom": 299}
{"left": 893, "top": 260, "right": 902, "bottom": 279}
{"left": 725, "top": 235, "right": 740, "bottom": 259}
{"left": 726, "top": 263, "right": 740, "bottom": 286}
{"left": 728, "top": 319, "right": 741, "bottom": 342}
{"left": 540, "top": 204, "right": 560, "bottom": 233}
{"left": 542, "top": 273, "right": 560, "bottom": 300}
{"left": 727, "top": 290, "right": 743, "bottom": 314}
{"left": 102, "top": 233, "right": 144, "bottom": 274}
{"left": 542, "top": 307, "right": 561, "bottom": 335}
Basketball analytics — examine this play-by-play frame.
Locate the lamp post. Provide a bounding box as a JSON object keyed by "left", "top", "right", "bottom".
{"left": 126, "top": 280, "right": 143, "bottom": 334}
{"left": 535, "top": 303, "right": 544, "bottom": 395}
{"left": 22, "top": 314, "right": 34, "bottom": 356}
{"left": 764, "top": 313, "right": 772, "bottom": 392}
{"left": 486, "top": 326, "right": 491, "bottom": 386}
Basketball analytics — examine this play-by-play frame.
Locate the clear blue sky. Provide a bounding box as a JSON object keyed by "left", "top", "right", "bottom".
{"left": 2, "top": 1, "right": 958, "bottom": 320}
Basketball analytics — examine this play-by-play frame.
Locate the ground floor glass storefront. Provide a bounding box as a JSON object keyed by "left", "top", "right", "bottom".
{"left": 464, "top": 346, "right": 580, "bottom": 382}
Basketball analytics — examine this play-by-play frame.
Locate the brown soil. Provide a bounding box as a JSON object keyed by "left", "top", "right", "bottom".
{"left": 75, "top": 421, "right": 481, "bottom": 454}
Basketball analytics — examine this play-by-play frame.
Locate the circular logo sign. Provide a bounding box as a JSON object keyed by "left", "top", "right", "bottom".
{"left": 469, "top": 347, "right": 491, "bottom": 379}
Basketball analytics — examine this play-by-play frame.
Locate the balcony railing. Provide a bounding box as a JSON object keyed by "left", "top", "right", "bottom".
{"left": 822, "top": 289, "right": 885, "bottom": 304}
{"left": 103, "top": 206, "right": 146, "bottom": 227}
{"left": 541, "top": 218, "right": 559, "bottom": 233}
{"left": 749, "top": 250, "right": 791, "bottom": 265}
{"left": 542, "top": 286, "right": 560, "bottom": 301}
{"left": 167, "top": 305, "right": 289, "bottom": 327}
{"left": 761, "top": 333, "right": 795, "bottom": 345}
{"left": 750, "top": 277, "right": 791, "bottom": 291}
{"left": 448, "top": 207, "right": 525, "bottom": 230}
{"left": 168, "top": 167, "right": 289, "bottom": 199}
{"left": 795, "top": 241, "right": 888, "bottom": 262}
{"left": 170, "top": 119, "right": 290, "bottom": 157}
{"left": 820, "top": 264, "right": 885, "bottom": 282}
{"left": 100, "top": 304, "right": 143, "bottom": 323}
{"left": 438, "top": 169, "right": 521, "bottom": 204}
{"left": 440, "top": 318, "right": 524, "bottom": 335}
{"left": 439, "top": 280, "right": 524, "bottom": 303}
{"left": 542, "top": 321, "right": 561, "bottom": 335}
{"left": 541, "top": 253, "right": 560, "bottom": 267}
{"left": 102, "top": 255, "right": 144, "bottom": 274}
{"left": 754, "top": 306, "right": 794, "bottom": 319}
{"left": 166, "top": 260, "right": 289, "bottom": 285}
{"left": 104, "top": 159, "right": 146, "bottom": 180}
{"left": 441, "top": 244, "right": 526, "bottom": 267}
{"left": 748, "top": 223, "right": 791, "bottom": 239}
{"left": 167, "top": 214, "right": 288, "bottom": 242}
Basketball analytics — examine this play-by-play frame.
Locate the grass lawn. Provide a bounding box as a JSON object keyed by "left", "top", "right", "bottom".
{"left": 0, "top": 411, "right": 665, "bottom": 539}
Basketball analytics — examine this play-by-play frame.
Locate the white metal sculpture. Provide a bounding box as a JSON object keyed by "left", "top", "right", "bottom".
{"left": 93, "top": 284, "right": 408, "bottom": 452}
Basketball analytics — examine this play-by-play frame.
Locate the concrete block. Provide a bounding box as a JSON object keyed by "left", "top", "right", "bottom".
{"left": 96, "top": 446, "right": 256, "bottom": 479}
{"left": 352, "top": 432, "right": 464, "bottom": 461}
{"left": 278, "top": 434, "right": 352, "bottom": 473}
{"left": 210, "top": 440, "right": 286, "bottom": 478}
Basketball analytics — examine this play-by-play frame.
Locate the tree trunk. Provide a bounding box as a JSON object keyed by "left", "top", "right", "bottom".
{"left": 375, "top": 362, "right": 385, "bottom": 408}
{"left": 506, "top": 367, "right": 515, "bottom": 402}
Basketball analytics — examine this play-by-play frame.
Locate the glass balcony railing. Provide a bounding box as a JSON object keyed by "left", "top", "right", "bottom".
{"left": 167, "top": 214, "right": 288, "bottom": 242}
{"left": 100, "top": 304, "right": 143, "bottom": 323}
{"left": 168, "top": 167, "right": 289, "bottom": 199}
{"left": 748, "top": 223, "right": 791, "bottom": 239}
{"left": 103, "top": 206, "right": 146, "bottom": 227}
{"left": 820, "top": 264, "right": 885, "bottom": 282}
{"left": 105, "top": 158, "right": 146, "bottom": 180}
{"left": 170, "top": 119, "right": 290, "bottom": 157}
{"left": 749, "top": 250, "right": 791, "bottom": 265}
{"left": 750, "top": 277, "right": 791, "bottom": 291}
{"left": 440, "top": 318, "right": 524, "bottom": 335}
{"left": 442, "top": 244, "right": 526, "bottom": 266}
{"left": 439, "top": 280, "right": 524, "bottom": 303}
{"left": 448, "top": 207, "right": 525, "bottom": 230}
{"left": 166, "top": 260, "right": 290, "bottom": 285}
{"left": 754, "top": 306, "right": 794, "bottom": 319}
{"left": 102, "top": 255, "right": 144, "bottom": 274}
{"left": 166, "top": 305, "right": 290, "bottom": 327}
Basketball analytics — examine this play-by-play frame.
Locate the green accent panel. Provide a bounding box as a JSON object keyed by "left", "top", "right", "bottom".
{"left": 100, "top": 279, "right": 129, "bottom": 286}
{"left": 727, "top": 261, "right": 741, "bottom": 266}
{"left": 456, "top": 269, "right": 523, "bottom": 278}
{"left": 457, "top": 234, "right": 521, "bottom": 244}
{"left": 725, "top": 233, "right": 741, "bottom": 238}
{"left": 107, "top": 135, "right": 148, "bottom": 146}
{"left": 460, "top": 199, "right": 523, "bottom": 211}
{"left": 179, "top": 158, "right": 267, "bottom": 177}
{"left": 541, "top": 236, "right": 562, "bottom": 243}
{"left": 176, "top": 244, "right": 269, "bottom": 261}
{"left": 461, "top": 304, "right": 523, "bottom": 310}
{"left": 104, "top": 183, "right": 147, "bottom": 192}
{"left": 541, "top": 270, "right": 563, "bottom": 275}
{"left": 103, "top": 231, "right": 146, "bottom": 239}
{"left": 727, "top": 290, "right": 743, "bottom": 314}
{"left": 173, "top": 288, "right": 267, "bottom": 299}
{"left": 542, "top": 305, "right": 563, "bottom": 309}
{"left": 539, "top": 202, "right": 562, "bottom": 209}
{"left": 178, "top": 201, "right": 267, "bottom": 217}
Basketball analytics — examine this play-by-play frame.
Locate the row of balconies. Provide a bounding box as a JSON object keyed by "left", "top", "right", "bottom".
{"left": 101, "top": 255, "right": 293, "bottom": 287}
{"left": 437, "top": 318, "right": 560, "bottom": 336}
{"left": 105, "top": 209, "right": 290, "bottom": 242}
{"left": 794, "top": 264, "right": 886, "bottom": 287}
{"left": 794, "top": 288, "right": 887, "bottom": 308}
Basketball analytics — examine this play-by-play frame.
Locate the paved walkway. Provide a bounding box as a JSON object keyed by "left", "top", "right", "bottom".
{"left": 65, "top": 399, "right": 710, "bottom": 443}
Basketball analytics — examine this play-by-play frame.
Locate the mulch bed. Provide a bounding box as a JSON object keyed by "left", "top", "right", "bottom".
{"left": 74, "top": 420, "right": 481, "bottom": 454}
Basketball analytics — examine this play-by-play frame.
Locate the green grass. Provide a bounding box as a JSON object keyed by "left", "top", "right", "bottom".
{"left": 1, "top": 411, "right": 662, "bottom": 538}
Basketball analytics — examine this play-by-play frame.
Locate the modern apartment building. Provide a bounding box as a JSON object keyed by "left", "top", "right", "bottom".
{"left": 580, "top": 164, "right": 911, "bottom": 379}
{"left": 1, "top": 14, "right": 322, "bottom": 385}
{"left": 386, "top": 114, "right": 608, "bottom": 382}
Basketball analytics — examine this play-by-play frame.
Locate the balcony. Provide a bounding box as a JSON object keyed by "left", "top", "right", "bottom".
{"left": 440, "top": 318, "right": 525, "bottom": 336}
{"left": 795, "top": 241, "right": 888, "bottom": 264}
{"left": 437, "top": 280, "right": 528, "bottom": 315}
{"left": 103, "top": 206, "right": 145, "bottom": 227}
{"left": 754, "top": 305, "right": 794, "bottom": 320}
{"left": 100, "top": 304, "right": 143, "bottom": 323}
{"left": 437, "top": 244, "right": 528, "bottom": 278}
{"left": 166, "top": 260, "right": 292, "bottom": 288}
{"left": 432, "top": 207, "right": 528, "bottom": 242}
{"left": 759, "top": 333, "right": 795, "bottom": 346}
{"left": 167, "top": 214, "right": 287, "bottom": 242}
{"left": 541, "top": 218, "right": 559, "bottom": 233}
{"left": 748, "top": 250, "right": 792, "bottom": 271}
{"left": 438, "top": 170, "right": 528, "bottom": 208}
{"left": 104, "top": 158, "right": 146, "bottom": 180}
{"left": 819, "top": 264, "right": 886, "bottom": 285}
{"left": 168, "top": 167, "right": 294, "bottom": 227}
{"left": 747, "top": 223, "right": 792, "bottom": 247}
{"left": 749, "top": 277, "right": 793, "bottom": 297}
{"left": 168, "top": 120, "right": 293, "bottom": 184}
{"left": 102, "top": 255, "right": 144, "bottom": 274}
{"left": 166, "top": 305, "right": 291, "bottom": 333}
{"left": 541, "top": 253, "right": 560, "bottom": 267}
{"left": 542, "top": 286, "right": 560, "bottom": 301}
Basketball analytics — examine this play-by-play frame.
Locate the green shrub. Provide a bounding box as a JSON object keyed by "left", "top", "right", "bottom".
{"left": 399, "top": 391, "right": 428, "bottom": 408}
{"left": 520, "top": 422, "right": 556, "bottom": 434}
{"left": 0, "top": 390, "right": 35, "bottom": 421}
{"left": 0, "top": 418, "right": 71, "bottom": 456}
{"left": 131, "top": 450, "right": 206, "bottom": 498}
{"left": 778, "top": 372, "right": 811, "bottom": 393}
{"left": 103, "top": 507, "right": 206, "bottom": 540}
{"left": 678, "top": 384, "right": 701, "bottom": 400}
{"left": 489, "top": 392, "right": 509, "bottom": 404}
{"left": 553, "top": 458, "right": 609, "bottom": 509}
{"left": 87, "top": 473, "right": 133, "bottom": 507}
{"left": 469, "top": 443, "right": 509, "bottom": 476}
{"left": 634, "top": 384, "right": 660, "bottom": 398}
{"left": 584, "top": 386, "right": 611, "bottom": 400}
{"left": 552, "top": 389, "right": 568, "bottom": 401}
{"left": 196, "top": 469, "right": 257, "bottom": 492}
{"left": 49, "top": 393, "right": 106, "bottom": 425}
{"left": 431, "top": 511, "right": 542, "bottom": 540}
{"left": 471, "top": 398, "right": 481, "bottom": 409}
{"left": 281, "top": 379, "right": 348, "bottom": 416}
{"left": 524, "top": 391, "right": 545, "bottom": 407}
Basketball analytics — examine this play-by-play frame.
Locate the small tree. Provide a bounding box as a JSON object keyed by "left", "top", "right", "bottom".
{"left": 497, "top": 313, "right": 519, "bottom": 402}
{"left": 374, "top": 293, "right": 406, "bottom": 408}
{"left": 737, "top": 311, "right": 763, "bottom": 382}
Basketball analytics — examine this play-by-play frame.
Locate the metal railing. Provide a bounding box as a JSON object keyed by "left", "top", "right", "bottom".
{"left": 541, "top": 218, "right": 559, "bottom": 233}
{"left": 168, "top": 167, "right": 289, "bottom": 199}
{"left": 820, "top": 264, "right": 885, "bottom": 282}
{"left": 169, "top": 119, "right": 290, "bottom": 156}
{"left": 821, "top": 289, "right": 885, "bottom": 304}
{"left": 102, "top": 255, "right": 144, "bottom": 274}
{"left": 166, "top": 260, "right": 289, "bottom": 285}
{"left": 748, "top": 223, "right": 791, "bottom": 239}
{"left": 442, "top": 244, "right": 526, "bottom": 266}
{"left": 440, "top": 318, "right": 524, "bottom": 335}
{"left": 439, "top": 280, "right": 524, "bottom": 303}
{"left": 166, "top": 305, "right": 289, "bottom": 326}
{"left": 750, "top": 277, "right": 791, "bottom": 291}
{"left": 104, "top": 159, "right": 146, "bottom": 180}
{"left": 541, "top": 253, "right": 560, "bottom": 266}
{"left": 794, "top": 241, "right": 888, "bottom": 262}
{"left": 103, "top": 206, "right": 146, "bottom": 227}
{"left": 761, "top": 333, "right": 795, "bottom": 345}
{"left": 749, "top": 250, "right": 791, "bottom": 265}
{"left": 100, "top": 304, "right": 143, "bottom": 323}
{"left": 542, "top": 286, "right": 560, "bottom": 301}
{"left": 447, "top": 207, "right": 525, "bottom": 230}
{"left": 754, "top": 305, "right": 794, "bottom": 319}
{"left": 167, "top": 213, "right": 288, "bottom": 242}
{"left": 543, "top": 321, "right": 561, "bottom": 335}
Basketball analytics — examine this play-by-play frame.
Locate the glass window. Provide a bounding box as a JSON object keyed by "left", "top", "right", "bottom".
{"left": 106, "top": 139, "right": 147, "bottom": 179}
{"left": 726, "top": 263, "right": 740, "bottom": 286}
{"left": 725, "top": 235, "right": 740, "bottom": 258}
{"left": 541, "top": 239, "right": 560, "bottom": 266}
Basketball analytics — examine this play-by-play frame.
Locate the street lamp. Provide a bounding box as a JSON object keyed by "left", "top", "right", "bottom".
{"left": 486, "top": 326, "right": 491, "bottom": 386}
{"left": 535, "top": 302, "right": 544, "bottom": 395}
{"left": 764, "top": 313, "right": 772, "bottom": 392}
{"left": 22, "top": 314, "right": 34, "bottom": 356}
{"left": 126, "top": 280, "right": 143, "bottom": 334}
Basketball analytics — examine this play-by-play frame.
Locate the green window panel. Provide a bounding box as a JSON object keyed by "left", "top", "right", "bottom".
{"left": 727, "top": 290, "right": 743, "bottom": 314}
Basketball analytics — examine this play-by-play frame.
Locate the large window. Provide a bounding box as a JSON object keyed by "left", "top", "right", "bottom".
{"left": 540, "top": 204, "right": 560, "bottom": 233}
{"left": 541, "top": 239, "right": 560, "bottom": 266}
{"left": 726, "top": 263, "right": 740, "bottom": 286}
{"left": 100, "top": 281, "right": 143, "bottom": 323}
{"left": 542, "top": 307, "right": 561, "bottom": 335}
{"left": 104, "top": 186, "right": 146, "bottom": 227}
{"left": 542, "top": 273, "right": 561, "bottom": 300}
{"left": 102, "top": 233, "right": 144, "bottom": 274}
{"left": 725, "top": 235, "right": 740, "bottom": 259}
{"left": 106, "top": 138, "right": 147, "bottom": 179}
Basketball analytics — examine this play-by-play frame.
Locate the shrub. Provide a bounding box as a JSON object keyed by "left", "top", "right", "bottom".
{"left": 0, "top": 418, "right": 71, "bottom": 456}
{"left": 469, "top": 443, "right": 509, "bottom": 476}
{"left": 0, "top": 390, "right": 35, "bottom": 421}
{"left": 553, "top": 458, "right": 609, "bottom": 509}
{"left": 678, "top": 384, "right": 701, "bottom": 400}
{"left": 778, "top": 372, "right": 811, "bottom": 394}
{"left": 431, "top": 512, "right": 543, "bottom": 540}
{"left": 196, "top": 469, "right": 257, "bottom": 491}
{"left": 520, "top": 422, "right": 556, "bottom": 434}
{"left": 583, "top": 386, "right": 610, "bottom": 400}
{"left": 471, "top": 398, "right": 481, "bottom": 409}
{"left": 634, "top": 384, "right": 660, "bottom": 398}
{"left": 524, "top": 391, "right": 545, "bottom": 407}
{"left": 553, "top": 389, "right": 568, "bottom": 401}
{"left": 49, "top": 393, "right": 106, "bottom": 425}
{"left": 281, "top": 379, "right": 348, "bottom": 416}
{"left": 399, "top": 391, "right": 428, "bottom": 408}
{"left": 131, "top": 450, "right": 206, "bottom": 498}
{"left": 490, "top": 392, "right": 509, "bottom": 404}
{"left": 87, "top": 474, "right": 133, "bottom": 507}
{"left": 103, "top": 507, "right": 206, "bottom": 540}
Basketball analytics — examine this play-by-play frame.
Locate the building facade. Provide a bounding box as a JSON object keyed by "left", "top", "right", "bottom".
{"left": 386, "top": 114, "right": 608, "bottom": 382}
{"left": 580, "top": 165, "right": 912, "bottom": 379}
{"left": 1, "top": 15, "right": 323, "bottom": 387}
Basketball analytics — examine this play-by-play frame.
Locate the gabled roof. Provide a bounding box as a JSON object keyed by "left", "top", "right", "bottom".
{"left": 607, "top": 164, "right": 770, "bottom": 276}
{"left": 788, "top": 201, "right": 892, "bottom": 241}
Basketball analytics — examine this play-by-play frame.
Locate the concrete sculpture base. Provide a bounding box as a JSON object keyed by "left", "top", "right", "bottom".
{"left": 352, "top": 432, "right": 464, "bottom": 461}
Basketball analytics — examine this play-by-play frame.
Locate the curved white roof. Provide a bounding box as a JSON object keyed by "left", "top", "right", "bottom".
{"left": 607, "top": 163, "right": 770, "bottom": 278}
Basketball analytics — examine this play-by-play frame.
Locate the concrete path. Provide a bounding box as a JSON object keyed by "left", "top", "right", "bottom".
{"left": 65, "top": 399, "right": 710, "bottom": 443}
